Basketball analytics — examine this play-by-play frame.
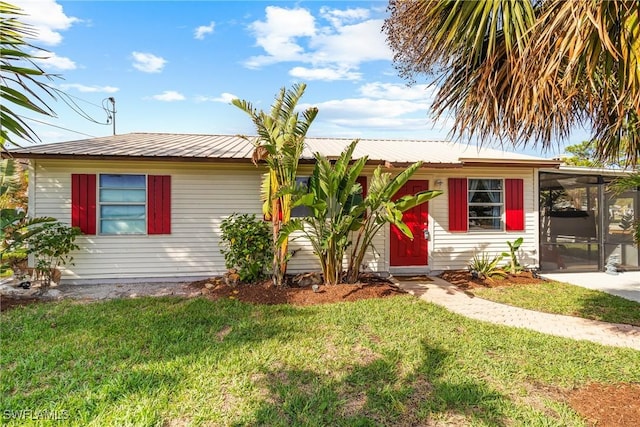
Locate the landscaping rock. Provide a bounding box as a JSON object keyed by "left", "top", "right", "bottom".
{"left": 292, "top": 272, "right": 322, "bottom": 287}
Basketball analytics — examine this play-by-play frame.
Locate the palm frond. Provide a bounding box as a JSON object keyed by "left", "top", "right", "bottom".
{"left": 384, "top": 0, "right": 640, "bottom": 165}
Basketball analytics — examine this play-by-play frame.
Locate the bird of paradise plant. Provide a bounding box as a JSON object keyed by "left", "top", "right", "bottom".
{"left": 232, "top": 83, "right": 318, "bottom": 286}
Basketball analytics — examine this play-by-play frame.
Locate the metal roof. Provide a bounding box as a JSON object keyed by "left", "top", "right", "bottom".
{"left": 3, "top": 132, "right": 561, "bottom": 167}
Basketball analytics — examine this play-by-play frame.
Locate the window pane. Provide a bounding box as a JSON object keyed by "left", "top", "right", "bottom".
{"left": 470, "top": 218, "right": 502, "bottom": 230}
{"left": 100, "top": 219, "right": 146, "bottom": 234}
{"left": 100, "top": 174, "right": 145, "bottom": 188}
{"left": 292, "top": 176, "right": 311, "bottom": 217}
{"left": 469, "top": 205, "right": 501, "bottom": 219}
{"left": 468, "top": 179, "right": 503, "bottom": 231}
{"left": 473, "top": 179, "right": 502, "bottom": 191}
{"left": 100, "top": 189, "right": 146, "bottom": 203}
{"left": 469, "top": 191, "right": 502, "bottom": 203}
{"left": 101, "top": 205, "right": 146, "bottom": 219}
{"left": 99, "top": 174, "right": 147, "bottom": 235}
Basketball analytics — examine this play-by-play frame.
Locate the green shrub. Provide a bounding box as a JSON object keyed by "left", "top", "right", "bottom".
{"left": 468, "top": 252, "right": 507, "bottom": 280}
{"left": 220, "top": 213, "right": 273, "bottom": 283}
{"left": 24, "top": 222, "right": 81, "bottom": 287}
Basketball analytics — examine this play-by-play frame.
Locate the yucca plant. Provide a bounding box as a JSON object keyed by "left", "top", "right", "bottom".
{"left": 468, "top": 253, "right": 507, "bottom": 281}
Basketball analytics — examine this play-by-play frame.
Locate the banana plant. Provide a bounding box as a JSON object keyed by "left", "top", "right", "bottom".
{"left": 279, "top": 140, "right": 367, "bottom": 285}
{"left": 232, "top": 84, "right": 318, "bottom": 286}
{"left": 502, "top": 237, "right": 524, "bottom": 275}
{"left": 345, "top": 163, "right": 442, "bottom": 283}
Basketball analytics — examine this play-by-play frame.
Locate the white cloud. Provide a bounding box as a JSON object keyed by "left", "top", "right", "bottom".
{"left": 289, "top": 66, "right": 361, "bottom": 81}
{"left": 359, "top": 82, "right": 437, "bottom": 101}
{"left": 196, "top": 92, "right": 238, "bottom": 103}
{"left": 304, "top": 98, "right": 429, "bottom": 119}
{"left": 329, "top": 117, "right": 442, "bottom": 131}
{"left": 245, "top": 6, "right": 316, "bottom": 68}
{"left": 319, "top": 7, "right": 370, "bottom": 28}
{"left": 152, "top": 91, "right": 185, "bottom": 102}
{"left": 59, "top": 83, "right": 119, "bottom": 93}
{"left": 33, "top": 50, "right": 76, "bottom": 71}
{"left": 12, "top": 0, "right": 79, "bottom": 46}
{"left": 194, "top": 21, "right": 215, "bottom": 40}
{"left": 309, "top": 19, "right": 391, "bottom": 66}
{"left": 298, "top": 81, "right": 454, "bottom": 136}
{"left": 244, "top": 6, "right": 391, "bottom": 81}
{"left": 131, "top": 52, "right": 167, "bottom": 73}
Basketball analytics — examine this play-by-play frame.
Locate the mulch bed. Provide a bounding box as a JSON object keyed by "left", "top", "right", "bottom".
{"left": 440, "top": 269, "right": 544, "bottom": 289}
{"left": 0, "top": 296, "right": 43, "bottom": 312}
{"left": 188, "top": 275, "right": 406, "bottom": 306}
{"left": 567, "top": 383, "right": 640, "bottom": 427}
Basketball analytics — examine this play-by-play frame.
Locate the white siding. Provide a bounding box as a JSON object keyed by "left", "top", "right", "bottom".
{"left": 32, "top": 160, "right": 265, "bottom": 282}
{"left": 30, "top": 160, "right": 539, "bottom": 282}
{"left": 425, "top": 167, "right": 539, "bottom": 271}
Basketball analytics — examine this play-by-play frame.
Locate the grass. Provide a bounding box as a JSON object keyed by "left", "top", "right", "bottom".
{"left": 472, "top": 281, "right": 640, "bottom": 326}
{"left": 2, "top": 296, "right": 639, "bottom": 426}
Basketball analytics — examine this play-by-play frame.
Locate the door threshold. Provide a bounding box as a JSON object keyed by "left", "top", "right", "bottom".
{"left": 390, "top": 267, "right": 431, "bottom": 276}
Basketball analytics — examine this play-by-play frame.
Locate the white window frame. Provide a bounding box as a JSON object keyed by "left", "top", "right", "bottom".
{"left": 468, "top": 178, "right": 504, "bottom": 232}
{"left": 98, "top": 173, "right": 147, "bottom": 235}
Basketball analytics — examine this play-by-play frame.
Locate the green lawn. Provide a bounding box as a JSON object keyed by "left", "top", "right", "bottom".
{"left": 2, "top": 296, "right": 639, "bottom": 426}
{"left": 472, "top": 281, "right": 640, "bottom": 326}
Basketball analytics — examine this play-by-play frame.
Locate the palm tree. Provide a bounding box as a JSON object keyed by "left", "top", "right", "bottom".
{"left": 1, "top": 1, "right": 57, "bottom": 149}
{"left": 232, "top": 84, "right": 318, "bottom": 286}
{"left": 384, "top": 0, "right": 640, "bottom": 166}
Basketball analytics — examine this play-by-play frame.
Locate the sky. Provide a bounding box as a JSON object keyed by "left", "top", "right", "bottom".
{"left": 12, "top": 0, "right": 591, "bottom": 158}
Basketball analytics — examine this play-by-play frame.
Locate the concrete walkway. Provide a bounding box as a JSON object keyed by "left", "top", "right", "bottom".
{"left": 541, "top": 271, "right": 640, "bottom": 303}
{"left": 395, "top": 277, "right": 640, "bottom": 351}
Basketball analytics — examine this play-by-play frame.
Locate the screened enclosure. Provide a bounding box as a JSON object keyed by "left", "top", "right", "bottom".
{"left": 539, "top": 171, "right": 639, "bottom": 272}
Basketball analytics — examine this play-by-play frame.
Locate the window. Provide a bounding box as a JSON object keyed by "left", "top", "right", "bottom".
{"left": 291, "top": 176, "right": 312, "bottom": 217}
{"left": 468, "top": 179, "right": 503, "bottom": 230}
{"left": 99, "top": 174, "right": 146, "bottom": 234}
{"left": 72, "top": 173, "right": 171, "bottom": 235}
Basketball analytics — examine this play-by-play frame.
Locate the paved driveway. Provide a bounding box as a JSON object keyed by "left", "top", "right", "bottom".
{"left": 541, "top": 271, "right": 640, "bottom": 303}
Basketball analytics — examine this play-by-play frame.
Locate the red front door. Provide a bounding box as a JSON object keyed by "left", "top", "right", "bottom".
{"left": 390, "top": 180, "right": 429, "bottom": 266}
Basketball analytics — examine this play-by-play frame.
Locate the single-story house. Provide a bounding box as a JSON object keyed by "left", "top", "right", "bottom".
{"left": 5, "top": 132, "right": 568, "bottom": 284}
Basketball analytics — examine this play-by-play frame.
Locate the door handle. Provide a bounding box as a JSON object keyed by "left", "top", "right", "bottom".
{"left": 423, "top": 228, "right": 430, "bottom": 240}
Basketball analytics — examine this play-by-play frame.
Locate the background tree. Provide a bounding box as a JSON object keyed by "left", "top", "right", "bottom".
{"left": 384, "top": 0, "right": 640, "bottom": 166}
{"left": 232, "top": 84, "right": 318, "bottom": 287}
{"left": 562, "top": 140, "right": 631, "bottom": 168}
{"left": 1, "top": 1, "right": 58, "bottom": 149}
{"left": 0, "top": 157, "right": 27, "bottom": 209}
{"left": 609, "top": 173, "right": 640, "bottom": 244}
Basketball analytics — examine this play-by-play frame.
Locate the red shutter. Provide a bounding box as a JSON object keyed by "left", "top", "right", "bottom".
{"left": 448, "top": 178, "right": 468, "bottom": 232}
{"left": 505, "top": 178, "right": 524, "bottom": 231}
{"left": 148, "top": 175, "right": 171, "bottom": 234}
{"left": 71, "top": 174, "right": 96, "bottom": 235}
{"left": 356, "top": 176, "right": 367, "bottom": 197}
